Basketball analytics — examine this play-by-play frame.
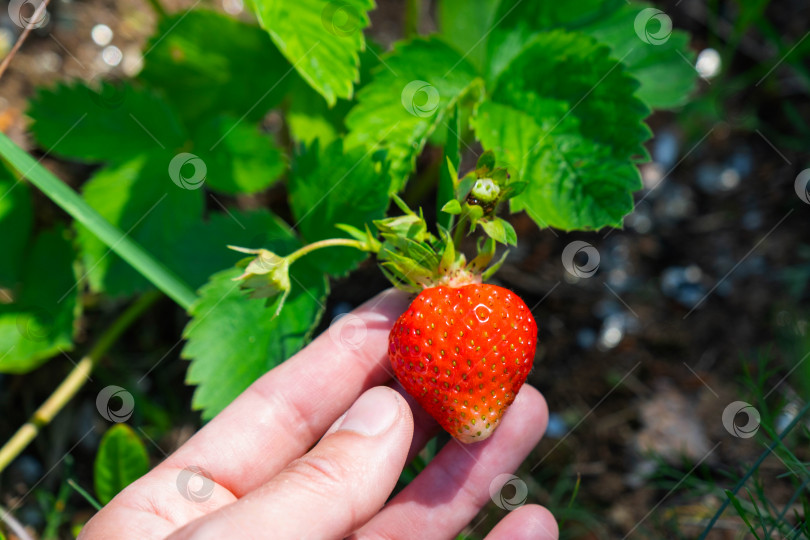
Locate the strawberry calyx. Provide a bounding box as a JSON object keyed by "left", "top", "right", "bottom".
{"left": 231, "top": 151, "right": 523, "bottom": 312}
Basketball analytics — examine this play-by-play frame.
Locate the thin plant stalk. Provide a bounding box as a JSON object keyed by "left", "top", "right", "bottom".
{"left": 0, "top": 290, "right": 161, "bottom": 474}
{"left": 0, "top": 133, "right": 196, "bottom": 310}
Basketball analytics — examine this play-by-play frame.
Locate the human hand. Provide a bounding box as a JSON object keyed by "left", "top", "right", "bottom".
{"left": 80, "top": 289, "right": 557, "bottom": 539}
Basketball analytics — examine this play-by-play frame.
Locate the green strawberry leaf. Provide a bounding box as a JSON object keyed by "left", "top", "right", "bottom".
{"left": 174, "top": 209, "right": 300, "bottom": 289}
{"left": 491, "top": 30, "right": 651, "bottom": 161}
{"left": 289, "top": 139, "right": 390, "bottom": 277}
{"left": 192, "top": 115, "right": 286, "bottom": 195}
{"left": 28, "top": 81, "right": 186, "bottom": 164}
{"left": 0, "top": 164, "right": 32, "bottom": 286}
{"left": 285, "top": 42, "right": 382, "bottom": 146}
{"left": 286, "top": 75, "right": 345, "bottom": 146}
{"left": 437, "top": 0, "right": 499, "bottom": 74}
{"left": 474, "top": 100, "right": 641, "bottom": 230}
{"left": 139, "top": 10, "right": 290, "bottom": 128}
{"left": 249, "top": 0, "right": 375, "bottom": 106}
{"left": 94, "top": 424, "right": 149, "bottom": 505}
{"left": 0, "top": 226, "right": 80, "bottom": 373}
{"left": 182, "top": 262, "right": 327, "bottom": 420}
{"left": 575, "top": 3, "right": 697, "bottom": 109}
{"left": 487, "top": 0, "right": 696, "bottom": 109}
{"left": 472, "top": 98, "right": 569, "bottom": 177}
{"left": 345, "top": 37, "right": 481, "bottom": 191}
{"left": 76, "top": 152, "right": 204, "bottom": 297}
{"left": 518, "top": 132, "right": 642, "bottom": 230}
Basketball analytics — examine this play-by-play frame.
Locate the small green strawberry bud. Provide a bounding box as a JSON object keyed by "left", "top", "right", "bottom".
{"left": 471, "top": 178, "right": 500, "bottom": 203}
{"left": 229, "top": 246, "right": 291, "bottom": 316}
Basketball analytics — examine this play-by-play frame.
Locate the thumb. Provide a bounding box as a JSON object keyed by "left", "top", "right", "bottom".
{"left": 169, "top": 387, "right": 414, "bottom": 539}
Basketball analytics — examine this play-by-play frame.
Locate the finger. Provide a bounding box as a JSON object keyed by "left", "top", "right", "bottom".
{"left": 78, "top": 465, "right": 235, "bottom": 540}
{"left": 390, "top": 380, "right": 440, "bottom": 463}
{"left": 162, "top": 289, "right": 410, "bottom": 496}
{"left": 484, "top": 505, "right": 558, "bottom": 540}
{"left": 168, "top": 387, "right": 414, "bottom": 540}
{"left": 352, "top": 385, "right": 548, "bottom": 540}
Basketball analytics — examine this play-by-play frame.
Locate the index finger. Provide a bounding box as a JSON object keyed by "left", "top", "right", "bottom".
{"left": 159, "top": 288, "right": 410, "bottom": 497}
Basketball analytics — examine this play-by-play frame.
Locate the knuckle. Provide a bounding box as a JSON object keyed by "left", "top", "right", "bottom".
{"left": 284, "top": 450, "right": 352, "bottom": 491}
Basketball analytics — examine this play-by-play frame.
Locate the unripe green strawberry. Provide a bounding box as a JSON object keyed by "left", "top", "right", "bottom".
{"left": 389, "top": 283, "right": 537, "bottom": 443}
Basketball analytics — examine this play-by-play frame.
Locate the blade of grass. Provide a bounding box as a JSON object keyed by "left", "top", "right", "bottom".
{"left": 0, "top": 132, "right": 196, "bottom": 310}
{"left": 558, "top": 472, "right": 581, "bottom": 530}
{"left": 67, "top": 479, "right": 102, "bottom": 512}
{"left": 769, "top": 476, "right": 810, "bottom": 537}
{"left": 725, "top": 489, "right": 761, "bottom": 539}
{"left": 699, "top": 400, "right": 810, "bottom": 539}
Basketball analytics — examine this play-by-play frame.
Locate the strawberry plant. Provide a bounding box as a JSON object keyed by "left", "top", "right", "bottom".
{"left": 0, "top": 0, "right": 697, "bottom": 482}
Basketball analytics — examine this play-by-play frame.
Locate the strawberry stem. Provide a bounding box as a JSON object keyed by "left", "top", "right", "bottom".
{"left": 285, "top": 237, "right": 377, "bottom": 265}
{"left": 452, "top": 208, "right": 470, "bottom": 250}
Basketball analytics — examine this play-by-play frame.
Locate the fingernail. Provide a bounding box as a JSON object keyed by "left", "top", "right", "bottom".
{"left": 338, "top": 387, "right": 399, "bottom": 436}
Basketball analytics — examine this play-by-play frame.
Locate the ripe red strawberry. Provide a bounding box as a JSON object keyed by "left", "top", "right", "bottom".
{"left": 389, "top": 283, "right": 537, "bottom": 443}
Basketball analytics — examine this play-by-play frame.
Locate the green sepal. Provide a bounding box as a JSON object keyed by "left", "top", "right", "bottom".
{"left": 469, "top": 237, "right": 497, "bottom": 272}
{"left": 500, "top": 180, "right": 528, "bottom": 200}
{"left": 476, "top": 151, "right": 496, "bottom": 176}
{"left": 441, "top": 199, "right": 462, "bottom": 215}
{"left": 455, "top": 172, "right": 477, "bottom": 200}
{"left": 379, "top": 263, "right": 422, "bottom": 293}
{"left": 482, "top": 249, "right": 510, "bottom": 281}
{"left": 466, "top": 204, "right": 485, "bottom": 226}
{"left": 380, "top": 234, "right": 440, "bottom": 270}
{"left": 479, "top": 217, "right": 517, "bottom": 246}
{"left": 490, "top": 168, "right": 509, "bottom": 185}
{"left": 374, "top": 195, "right": 436, "bottom": 244}
{"left": 438, "top": 228, "right": 457, "bottom": 275}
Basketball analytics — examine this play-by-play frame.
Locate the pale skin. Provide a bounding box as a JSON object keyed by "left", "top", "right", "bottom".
{"left": 80, "top": 289, "right": 558, "bottom": 539}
